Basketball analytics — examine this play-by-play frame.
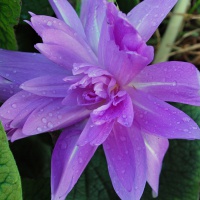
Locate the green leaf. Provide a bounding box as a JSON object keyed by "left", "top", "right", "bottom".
{"left": 142, "top": 104, "right": 200, "bottom": 200}
{"left": 67, "top": 147, "right": 119, "bottom": 200}
{"left": 0, "top": 0, "right": 21, "bottom": 50}
{"left": 20, "top": 0, "right": 54, "bottom": 23}
{"left": 0, "top": 123, "right": 22, "bottom": 200}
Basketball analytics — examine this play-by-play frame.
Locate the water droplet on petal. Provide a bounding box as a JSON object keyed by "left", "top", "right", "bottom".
{"left": 42, "top": 118, "right": 47, "bottom": 123}
{"left": 47, "top": 21, "right": 52, "bottom": 26}
{"left": 78, "top": 158, "right": 83, "bottom": 164}
{"left": 47, "top": 122, "right": 54, "bottom": 128}
{"left": 37, "top": 127, "right": 42, "bottom": 132}
{"left": 172, "top": 81, "right": 177, "bottom": 86}
{"left": 182, "top": 117, "right": 190, "bottom": 122}
{"left": 11, "top": 104, "right": 17, "bottom": 108}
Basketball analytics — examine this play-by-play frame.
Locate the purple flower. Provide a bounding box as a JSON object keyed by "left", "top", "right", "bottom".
{"left": 0, "top": 0, "right": 200, "bottom": 199}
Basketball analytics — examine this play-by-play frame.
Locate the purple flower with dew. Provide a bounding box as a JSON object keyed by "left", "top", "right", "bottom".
{"left": 0, "top": 0, "right": 200, "bottom": 199}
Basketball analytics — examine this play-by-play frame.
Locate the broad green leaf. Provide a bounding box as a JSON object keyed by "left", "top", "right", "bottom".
{"left": 20, "top": 0, "right": 54, "bottom": 23}
{"left": 0, "top": 0, "right": 21, "bottom": 50}
{"left": 67, "top": 147, "right": 119, "bottom": 200}
{"left": 0, "top": 123, "right": 22, "bottom": 200}
{"left": 141, "top": 104, "right": 200, "bottom": 200}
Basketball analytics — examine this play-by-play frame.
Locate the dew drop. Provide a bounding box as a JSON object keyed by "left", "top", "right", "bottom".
{"left": 11, "top": 103, "right": 17, "bottom": 108}
{"left": 152, "top": 21, "right": 156, "bottom": 26}
{"left": 183, "top": 129, "right": 189, "bottom": 132}
{"left": 78, "top": 158, "right": 83, "bottom": 164}
{"left": 122, "top": 114, "right": 126, "bottom": 119}
{"left": 47, "top": 21, "right": 52, "bottom": 26}
{"left": 182, "top": 117, "right": 190, "bottom": 122}
{"left": 49, "top": 113, "right": 53, "bottom": 117}
{"left": 120, "top": 136, "right": 126, "bottom": 142}
{"left": 37, "top": 127, "right": 42, "bottom": 132}
{"left": 47, "top": 122, "right": 54, "bottom": 128}
{"left": 121, "top": 170, "right": 125, "bottom": 174}
{"left": 172, "top": 81, "right": 177, "bottom": 86}
{"left": 42, "top": 118, "right": 47, "bottom": 123}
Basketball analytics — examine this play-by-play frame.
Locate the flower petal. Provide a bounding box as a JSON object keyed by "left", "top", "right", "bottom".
{"left": 20, "top": 75, "right": 69, "bottom": 97}
{"left": 103, "top": 122, "right": 147, "bottom": 200}
{"left": 132, "top": 61, "right": 200, "bottom": 106}
{"left": 142, "top": 132, "right": 169, "bottom": 195}
{"left": 49, "top": 0, "right": 86, "bottom": 39}
{"left": 35, "top": 43, "right": 95, "bottom": 70}
{"left": 98, "top": 3, "right": 153, "bottom": 85}
{"left": 22, "top": 98, "right": 90, "bottom": 135}
{"left": 77, "top": 118, "right": 114, "bottom": 146}
{"left": 129, "top": 88, "right": 200, "bottom": 139}
{"left": 0, "top": 49, "right": 66, "bottom": 84}
{"left": 0, "top": 91, "right": 41, "bottom": 120}
{"left": 51, "top": 126, "right": 97, "bottom": 200}
{"left": 80, "top": 0, "right": 106, "bottom": 54}
{"left": 127, "top": 0, "right": 178, "bottom": 41}
{"left": 40, "top": 29, "right": 97, "bottom": 65}
{"left": 0, "top": 77, "right": 20, "bottom": 101}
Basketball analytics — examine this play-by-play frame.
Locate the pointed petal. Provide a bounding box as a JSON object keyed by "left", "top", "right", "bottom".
{"left": 80, "top": 0, "right": 106, "bottom": 54}
{"left": 0, "top": 91, "right": 41, "bottom": 120}
{"left": 20, "top": 75, "right": 69, "bottom": 97}
{"left": 98, "top": 3, "right": 153, "bottom": 85}
{"left": 132, "top": 61, "right": 200, "bottom": 106}
{"left": 103, "top": 122, "right": 147, "bottom": 200}
{"left": 51, "top": 126, "right": 97, "bottom": 200}
{"left": 22, "top": 98, "right": 90, "bottom": 135}
{"left": 49, "top": 0, "right": 86, "bottom": 39}
{"left": 129, "top": 88, "right": 200, "bottom": 139}
{"left": 40, "top": 29, "right": 97, "bottom": 64}
{"left": 127, "top": 0, "right": 178, "bottom": 41}
{"left": 0, "top": 49, "right": 66, "bottom": 84}
{"left": 91, "top": 93, "right": 134, "bottom": 127}
{"left": 0, "top": 77, "right": 20, "bottom": 101}
{"left": 49, "top": 0, "right": 85, "bottom": 38}
{"left": 142, "top": 132, "right": 169, "bottom": 195}
{"left": 35, "top": 43, "right": 95, "bottom": 70}
{"left": 77, "top": 118, "right": 114, "bottom": 146}
{"left": 9, "top": 129, "right": 28, "bottom": 142}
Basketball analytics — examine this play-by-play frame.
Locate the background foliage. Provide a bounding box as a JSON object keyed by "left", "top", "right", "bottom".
{"left": 0, "top": 0, "right": 200, "bottom": 199}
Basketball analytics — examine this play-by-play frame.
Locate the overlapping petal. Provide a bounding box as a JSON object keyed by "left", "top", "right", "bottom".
{"left": 142, "top": 132, "right": 169, "bottom": 195}
{"left": 49, "top": 0, "right": 86, "bottom": 39}
{"left": 127, "top": 0, "right": 178, "bottom": 41}
{"left": 98, "top": 3, "right": 154, "bottom": 85}
{"left": 22, "top": 98, "right": 90, "bottom": 135}
{"left": 51, "top": 126, "right": 97, "bottom": 200}
{"left": 80, "top": 0, "right": 107, "bottom": 54}
{"left": 77, "top": 118, "right": 114, "bottom": 146}
{"left": 20, "top": 75, "right": 69, "bottom": 97}
{"left": 132, "top": 61, "right": 200, "bottom": 106}
{"left": 103, "top": 122, "right": 147, "bottom": 200}
{"left": 129, "top": 88, "right": 200, "bottom": 139}
{"left": 0, "top": 77, "right": 20, "bottom": 101}
{"left": 0, "top": 49, "right": 66, "bottom": 84}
